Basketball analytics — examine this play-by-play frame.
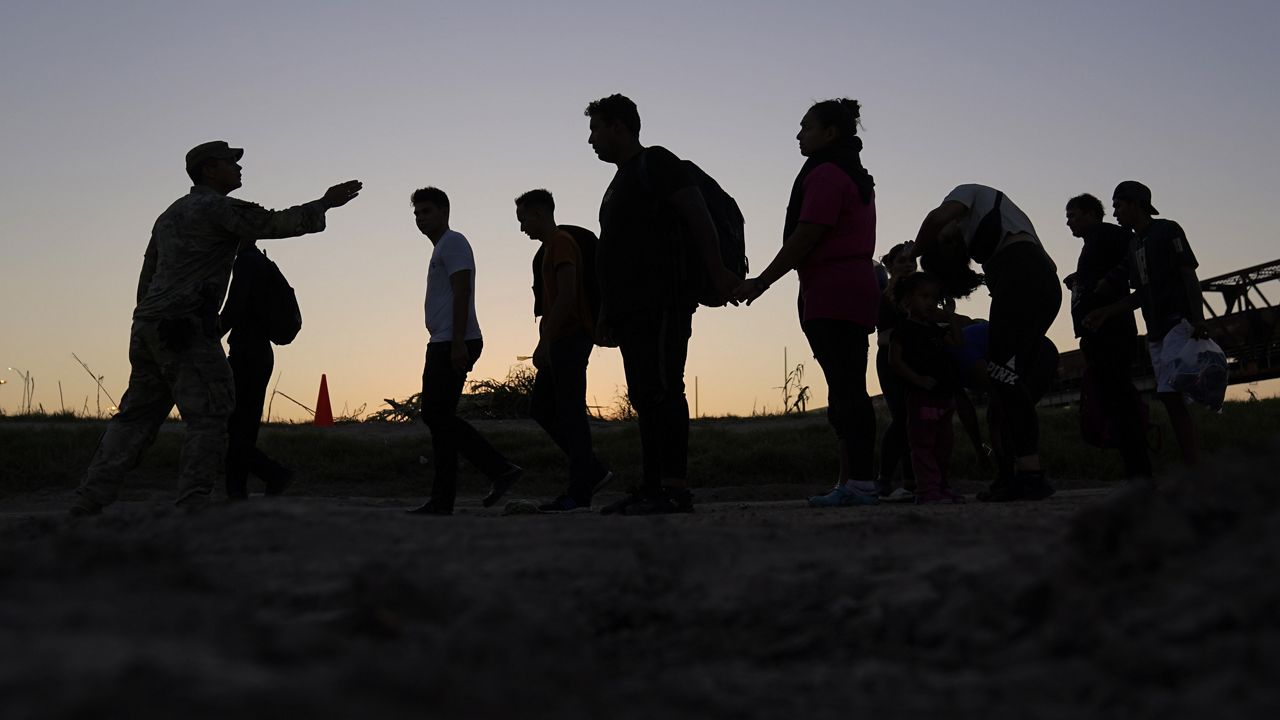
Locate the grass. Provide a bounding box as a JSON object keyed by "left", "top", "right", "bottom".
{"left": 2, "top": 399, "right": 1277, "bottom": 500}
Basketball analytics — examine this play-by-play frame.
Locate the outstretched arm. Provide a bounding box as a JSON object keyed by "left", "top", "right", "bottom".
{"left": 734, "top": 223, "right": 827, "bottom": 304}
{"left": 218, "top": 180, "right": 363, "bottom": 241}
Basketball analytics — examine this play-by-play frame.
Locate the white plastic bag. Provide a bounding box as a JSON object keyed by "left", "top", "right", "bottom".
{"left": 1169, "top": 335, "right": 1229, "bottom": 411}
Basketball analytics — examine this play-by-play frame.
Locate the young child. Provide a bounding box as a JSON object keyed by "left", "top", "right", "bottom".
{"left": 890, "top": 272, "right": 965, "bottom": 504}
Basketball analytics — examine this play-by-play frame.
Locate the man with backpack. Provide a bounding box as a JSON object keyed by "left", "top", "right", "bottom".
{"left": 70, "top": 140, "right": 361, "bottom": 516}
{"left": 218, "top": 240, "right": 299, "bottom": 499}
{"left": 515, "top": 189, "right": 613, "bottom": 511}
{"left": 1062, "top": 193, "right": 1151, "bottom": 480}
{"left": 584, "top": 93, "right": 743, "bottom": 515}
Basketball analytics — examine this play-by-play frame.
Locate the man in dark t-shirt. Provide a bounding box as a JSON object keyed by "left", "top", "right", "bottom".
{"left": 584, "top": 94, "right": 738, "bottom": 515}
{"left": 1063, "top": 193, "right": 1150, "bottom": 479}
{"left": 1087, "top": 181, "right": 1206, "bottom": 468}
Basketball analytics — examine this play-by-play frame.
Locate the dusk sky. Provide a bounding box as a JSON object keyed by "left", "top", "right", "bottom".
{"left": 3, "top": 0, "right": 1278, "bottom": 419}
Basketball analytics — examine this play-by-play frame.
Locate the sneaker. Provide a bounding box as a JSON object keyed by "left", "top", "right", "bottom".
{"left": 807, "top": 485, "right": 879, "bottom": 508}
{"left": 482, "top": 464, "right": 523, "bottom": 508}
{"left": 1018, "top": 472, "right": 1056, "bottom": 501}
{"left": 622, "top": 488, "right": 681, "bottom": 516}
{"left": 977, "top": 477, "right": 1022, "bottom": 502}
{"left": 406, "top": 500, "right": 452, "bottom": 515}
{"left": 538, "top": 495, "right": 585, "bottom": 512}
{"left": 601, "top": 488, "right": 645, "bottom": 515}
{"left": 264, "top": 468, "right": 294, "bottom": 496}
{"left": 68, "top": 499, "right": 101, "bottom": 518}
{"left": 592, "top": 470, "right": 616, "bottom": 494}
{"left": 663, "top": 486, "right": 694, "bottom": 514}
{"left": 881, "top": 487, "right": 916, "bottom": 503}
{"left": 916, "top": 488, "right": 965, "bottom": 505}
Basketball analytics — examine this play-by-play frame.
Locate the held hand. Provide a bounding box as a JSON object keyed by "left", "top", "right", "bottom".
{"left": 714, "top": 268, "right": 742, "bottom": 306}
{"left": 918, "top": 376, "right": 938, "bottom": 391}
{"left": 450, "top": 342, "right": 472, "bottom": 375}
{"left": 322, "top": 180, "right": 363, "bottom": 209}
{"left": 734, "top": 277, "right": 768, "bottom": 305}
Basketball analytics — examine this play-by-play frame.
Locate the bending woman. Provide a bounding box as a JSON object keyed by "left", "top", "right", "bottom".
{"left": 736, "top": 98, "right": 880, "bottom": 507}
{"left": 911, "top": 185, "right": 1061, "bottom": 501}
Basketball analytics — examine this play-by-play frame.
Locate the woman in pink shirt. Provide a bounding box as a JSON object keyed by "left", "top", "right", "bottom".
{"left": 736, "top": 98, "right": 881, "bottom": 507}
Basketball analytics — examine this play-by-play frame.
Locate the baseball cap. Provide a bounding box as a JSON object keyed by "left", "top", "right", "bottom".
{"left": 1112, "top": 180, "right": 1159, "bottom": 215}
{"left": 185, "top": 140, "right": 244, "bottom": 169}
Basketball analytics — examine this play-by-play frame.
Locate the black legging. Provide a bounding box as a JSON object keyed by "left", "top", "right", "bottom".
{"left": 802, "top": 319, "right": 875, "bottom": 481}
{"left": 984, "top": 242, "right": 1061, "bottom": 460}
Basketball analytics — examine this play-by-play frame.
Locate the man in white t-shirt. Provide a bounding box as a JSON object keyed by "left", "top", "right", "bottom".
{"left": 408, "top": 186, "right": 521, "bottom": 516}
{"left": 911, "top": 184, "right": 1061, "bottom": 502}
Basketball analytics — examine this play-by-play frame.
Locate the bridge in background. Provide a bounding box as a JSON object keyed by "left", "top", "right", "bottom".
{"left": 1042, "top": 258, "right": 1280, "bottom": 406}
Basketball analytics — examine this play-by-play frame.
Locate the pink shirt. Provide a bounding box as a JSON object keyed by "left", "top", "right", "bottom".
{"left": 795, "top": 163, "right": 879, "bottom": 329}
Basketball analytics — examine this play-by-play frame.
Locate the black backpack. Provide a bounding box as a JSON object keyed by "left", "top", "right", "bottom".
{"left": 258, "top": 251, "right": 303, "bottom": 345}
{"left": 641, "top": 151, "right": 748, "bottom": 307}
{"left": 531, "top": 225, "right": 602, "bottom": 329}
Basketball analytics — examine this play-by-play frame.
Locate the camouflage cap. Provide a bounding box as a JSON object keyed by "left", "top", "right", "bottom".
{"left": 185, "top": 140, "right": 244, "bottom": 169}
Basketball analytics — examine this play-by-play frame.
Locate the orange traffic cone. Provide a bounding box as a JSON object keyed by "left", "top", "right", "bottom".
{"left": 314, "top": 374, "right": 334, "bottom": 427}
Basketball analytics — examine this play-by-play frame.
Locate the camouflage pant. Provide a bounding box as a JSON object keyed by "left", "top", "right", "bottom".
{"left": 76, "top": 318, "right": 235, "bottom": 509}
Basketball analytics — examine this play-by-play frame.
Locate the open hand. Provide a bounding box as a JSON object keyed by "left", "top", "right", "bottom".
{"left": 322, "top": 180, "right": 363, "bottom": 208}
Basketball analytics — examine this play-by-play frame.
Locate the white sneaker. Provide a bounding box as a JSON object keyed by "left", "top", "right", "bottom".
{"left": 882, "top": 487, "right": 916, "bottom": 503}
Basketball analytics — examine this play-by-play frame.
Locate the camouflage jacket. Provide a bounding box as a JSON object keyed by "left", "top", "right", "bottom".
{"left": 133, "top": 186, "right": 327, "bottom": 322}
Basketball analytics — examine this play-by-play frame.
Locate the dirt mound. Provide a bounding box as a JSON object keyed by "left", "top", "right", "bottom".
{"left": 1, "top": 450, "right": 1278, "bottom": 719}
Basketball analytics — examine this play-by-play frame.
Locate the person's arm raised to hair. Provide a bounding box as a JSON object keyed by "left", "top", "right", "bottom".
{"left": 735, "top": 223, "right": 827, "bottom": 304}
{"left": 218, "top": 180, "right": 363, "bottom": 241}
{"left": 669, "top": 187, "right": 739, "bottom": 302}
{"left": 910, "top": 201, "right": 968, "bottom": 257}
{"left": 449, "top": 269, "right": 473, "bottom": 373}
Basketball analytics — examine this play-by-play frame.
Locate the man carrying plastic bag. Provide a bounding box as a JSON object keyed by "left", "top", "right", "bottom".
{"left": 1086, "top": 181, "right": 1220, "bottom": 468}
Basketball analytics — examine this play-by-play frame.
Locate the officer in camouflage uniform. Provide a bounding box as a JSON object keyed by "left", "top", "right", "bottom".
{"left": 71, "top": 141, "right": 362, "bottom": 516}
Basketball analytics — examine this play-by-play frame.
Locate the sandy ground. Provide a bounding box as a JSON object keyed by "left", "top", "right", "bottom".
{"left": 2, "top": 456, "right": 1279, "bottom": 719}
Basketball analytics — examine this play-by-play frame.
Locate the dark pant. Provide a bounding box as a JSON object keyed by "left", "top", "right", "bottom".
{"left": 421, "top": 340, "right": 511, "bottom": 510}
{"left": 802, "top": 319, "right": 875, "bottom": 482}
{"left": 226, "top": 339, "right": 287, "bottom": 497}
{"left": 985, "top": 243, "right": 1061, "bottom": 460}
{"left": 530, "top": 333, "right": 608, "bottom": 502}
{"left": 615, "top": 307, "right": 693, "bottom": 489}
{"left": 1082, "top": 331, "right": 1152, "bottom": 478}
{"left": 907, "top": 391, "right": 955, "bottom": 495}
{"left": 875, "top": 345, "right": 915, "bottom": 490}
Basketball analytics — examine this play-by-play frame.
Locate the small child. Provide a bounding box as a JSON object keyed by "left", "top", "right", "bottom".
{"left": 889, "top": 272, "right": 964, "bottom": 504}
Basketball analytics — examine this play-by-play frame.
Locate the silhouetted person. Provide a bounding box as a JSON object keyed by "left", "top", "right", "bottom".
{"left": 515, "top": 189, "right": 613, "bottom": 511}
{"left": 735, "top": 98, "right": 881, "bottom": 508}
{"left": 912, "top": 184, "right": 1061, "bottom": 502}
{"left": 71, "top": 141, "right": 361, "bottom": 516}
{"left": 585, "top": 94, "right": 738, "bottom": 515}
{"left": 218, "top": 241, "right": 295, "bottom": 499}
{"left": 888, "top": 272, "right": 964, "bottom": 504}
{"left": 1062, "top": 193, "right": 1151, "bottom": 479}
{"left": 1087, "top": 181, "right": 1206, "bottom": 468}
{"left": 408, "top": 187, "right": 522, "bottom": 516}
{"left": 875, "top": 241, "right": 918, "bottom": 501}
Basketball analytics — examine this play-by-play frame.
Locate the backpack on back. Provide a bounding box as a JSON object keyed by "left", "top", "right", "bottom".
{"left": 641, "top": 151, "right": 748, "bottom": 307}
{"left": 258, "top": 252, "right": 303, "bottom": 346}
{"left": 531, "top": 225, "right": 603, "bottom": 331}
